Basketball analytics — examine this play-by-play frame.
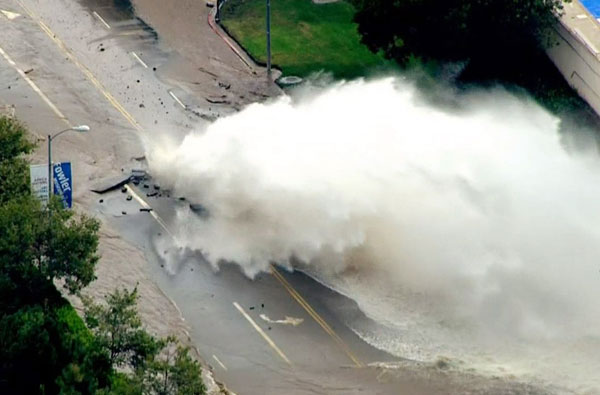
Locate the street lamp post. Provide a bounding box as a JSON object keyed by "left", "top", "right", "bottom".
{"left": 266, "top": 0, "right": 271, "bottom": 77}
{"left": 47, "top": 125, "right": 90, "bottom": 203}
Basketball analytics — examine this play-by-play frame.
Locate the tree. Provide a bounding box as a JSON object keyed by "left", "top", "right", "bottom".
{"left": 349, "top": 0, "right": 587, "bottom": 113}
{"left": 84, "top": 287, "right": 206, "bottom": 395}
{"left": 0, "top": 116, "right": 100, "bottom": 299}
{"left": 83, "top": 287, "right": 162, "bottom": 370}
{"left": 0, "top": 303, "right": 112, "bottom": 394}
{"left": 0, "top": 116, "right": 205, "bottom": 394}
{"left": 0, "top": 116, "right": 34, "bottom": 204}
{"left": 0, "top": 197, "right": 100, "bottom": 299}
{"left": 351, "top": 0, "right": 566, "bottom": 65}
{"left": 0, "top": 115, "right": 108, "bottom": 393}
{"left": 140, "top": 343, "right": 206, "bottom": 395}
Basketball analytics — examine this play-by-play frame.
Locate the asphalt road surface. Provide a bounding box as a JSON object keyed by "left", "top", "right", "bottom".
{"left": 0, "top": 0, "right": 550, "bottom": 393}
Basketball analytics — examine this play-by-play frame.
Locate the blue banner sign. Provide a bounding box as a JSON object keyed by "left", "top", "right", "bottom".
{"left": 53, "top": 162, "right": 73, "bottom": 209}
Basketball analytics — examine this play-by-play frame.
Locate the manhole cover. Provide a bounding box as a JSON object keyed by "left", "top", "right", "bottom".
{"left": 278, "top": 76, "right": 303, "bottom": 86}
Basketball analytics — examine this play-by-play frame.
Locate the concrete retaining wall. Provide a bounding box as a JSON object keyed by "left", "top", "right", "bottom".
{"left": 547, "top": 20, "right": 600, "bottom": 115}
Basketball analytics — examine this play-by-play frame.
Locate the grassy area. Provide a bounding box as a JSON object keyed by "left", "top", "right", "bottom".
{"left": 220, "top": 0, "right": 393, "bottom": 79}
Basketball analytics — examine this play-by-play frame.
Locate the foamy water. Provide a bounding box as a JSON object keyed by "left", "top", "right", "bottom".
{"left": 147, "top": 77, "right": 600, "bottom": 393}
{"left": 307, "top": 267, "right": 600, "bottom": 393}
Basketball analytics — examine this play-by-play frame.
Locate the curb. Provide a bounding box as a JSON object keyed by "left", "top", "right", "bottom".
{"left": 207, "top": 3, "right": 283, "bottom": 88}
{"left": 207, "top": 5, "right": 256, "bottom": 72}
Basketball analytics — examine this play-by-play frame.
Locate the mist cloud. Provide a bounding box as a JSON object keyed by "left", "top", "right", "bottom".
{"left": 147, "top": 78, "right": 600, "bottom": 339}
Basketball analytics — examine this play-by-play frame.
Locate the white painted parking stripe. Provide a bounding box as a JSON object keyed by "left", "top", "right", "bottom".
{"left": 131, "top": 51, "right": 148, "bottom": 68}
{"left": 169, "top": 90, "right": 187, "bottom": 109}
{"left": 92, "top": 11, "right": 111, "bottom": 29}
{"left": 212, "top": 355, "right": 228, "bottom": 371}
{"left": 0, "top": 45, "right": 70, "bottom": 126}
{"left": 233, "top": 302, "right": 291, "bottom": 365}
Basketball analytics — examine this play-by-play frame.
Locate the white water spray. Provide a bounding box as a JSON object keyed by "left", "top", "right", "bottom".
{"left": 148, "top": 78, "right": 600, "bottom": 389}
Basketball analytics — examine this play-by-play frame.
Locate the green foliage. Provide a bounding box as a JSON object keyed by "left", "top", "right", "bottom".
{"left": 350, "top": 0, "right": 566, "bottom": 64}
{"left": 0, "top": 116, "right": 100, "bottom": 299}
{"left": 84, "top": 287, "right": 206, "bottom": 395}
{"left": 0, "top": 303, "right": 111, "bottom": 394}
{"left": 49, "top": 206, "right": 100, "bottom": 294}
{"left": 0, "top": 116, "right": 35, "bottom": 204}
{"left": 83, "top": 287, "right": 163, "bottom": 370}
{"left": 0, "top": 196, "right": 100, "bottom": 298}
{"left": 349, "top": 0, "right": 594, "bottom": 116}
{"left": 220, "top": 0, "right": 393, "bottom": 79}
{"left": 0, "top": 117, "right": 204, "bottom": 394}
{"left": 55, "top": 305, "right": 112, "bottom": 394}
{"left": 139, "top": 343, "right": 206, "bottom": 395}
{"left": 0, "top": 116, "right": 109, "bottom": 394}
{"left": 100, "top": 372, "right": 143, "bottom": 395}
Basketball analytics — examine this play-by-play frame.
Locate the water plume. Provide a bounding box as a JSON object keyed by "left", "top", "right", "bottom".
{"left": 147, "top": 77, "right": 600, "bottom": 343}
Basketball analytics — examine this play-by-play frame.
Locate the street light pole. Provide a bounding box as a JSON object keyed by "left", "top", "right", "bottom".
{"left": 266, "top": 0, "right": 271, "bottom": 77}
{"left": 47, "top": 125, "right": 91, "bottom": 204}
{"left": 48, "top": 133, "right": 52, "bottom": 203}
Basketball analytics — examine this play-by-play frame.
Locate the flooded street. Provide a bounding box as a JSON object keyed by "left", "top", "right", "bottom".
{"left": 0, "top": 0, "right": 593, "bottom": 393}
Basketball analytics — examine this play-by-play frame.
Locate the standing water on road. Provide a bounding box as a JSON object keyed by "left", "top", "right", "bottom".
{"left": 147, "top": 78, "right": 600, "bottom": 393}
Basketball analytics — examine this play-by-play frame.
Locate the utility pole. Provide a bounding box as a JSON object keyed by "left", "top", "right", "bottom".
{"left": 47, "top": 134, "right": 52, "bottom": 203}
{"left": 266, "top": 0, "right": 271, "bottom": 78}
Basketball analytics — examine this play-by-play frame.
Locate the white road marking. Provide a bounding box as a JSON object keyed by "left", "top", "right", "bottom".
{"left": 233, "top": 302, "right": 291, "bottom": 365}
{"left": 125, "top": 184, "right": 175, "bottom": 238}
{"left": 259, "top": 314, "right": 304, "bottom": 327}
{"left": 92, "top": 11, "right": 111, "bottom": 29}
{"left": 212, "top": 355, "right": 228, "bottom": 371}
{"left": 1, "top": 9, "right": 21, "bottom": 20}
{"left": 131, "top": 51, "right": 148, "bottom": 68}
{"left": 116, "top": 30, "right": 147, "bottom": 37}
{"left": 15, "top": 0, "right": 141, "bottom": 130}
{"left": 0, "top": 45, "right": 69, "bottom": 125}
{"left": 169, "top": 90, "right": 187, "bottom": 109}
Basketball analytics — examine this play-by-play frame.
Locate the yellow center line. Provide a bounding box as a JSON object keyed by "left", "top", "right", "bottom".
{"left": 270, "top": 265, "right": 363, "bottom": 368}
{"left": 14, "top": 0, "right": 142, "bottom": 132}
{"left": 233, "top": 302, "right": 292, "bottom": 365}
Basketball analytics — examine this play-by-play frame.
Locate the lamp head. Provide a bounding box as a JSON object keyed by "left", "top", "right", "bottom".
{"left": 72, "top": 125, "right": 90, "bottom": 132}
